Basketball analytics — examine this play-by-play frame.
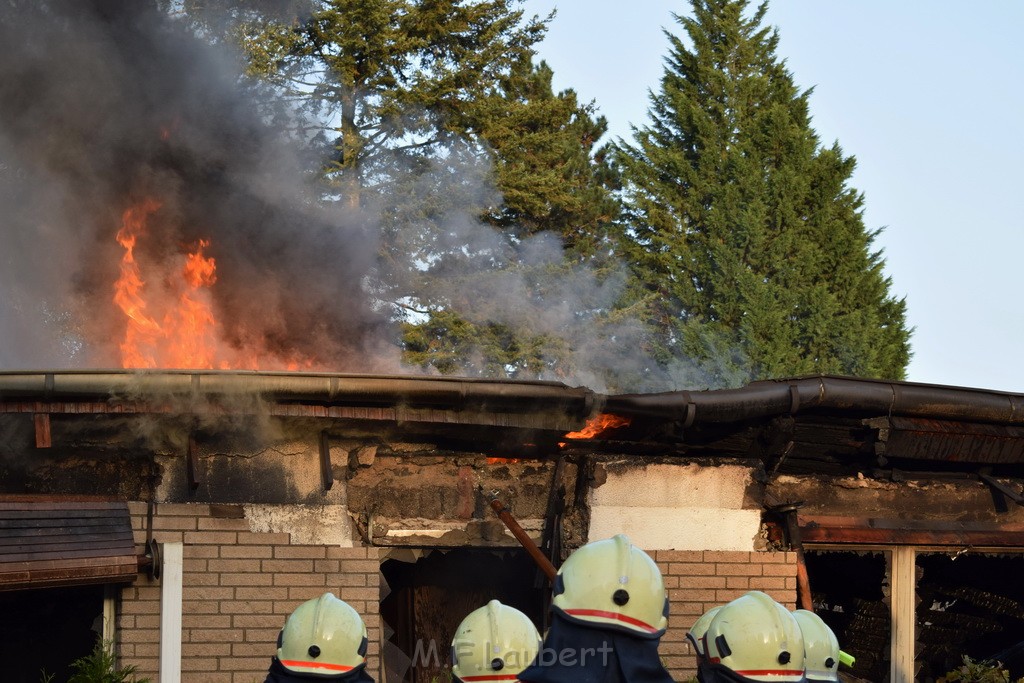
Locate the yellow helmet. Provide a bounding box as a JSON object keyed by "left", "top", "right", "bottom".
{"left": 793, "top": 610, "right": 840, "bottom": 682}
{"left": 276, "top": 592, "right": 369, "bottom": 677}
{"left": 687, "top": 606, "right": 722, "bottom": 661}
{"left": 703, "top": 591, "right": 804, "bottom": 683}
{"left": 450, "top": 600, "right": 541, "bottom": 682}
{"left": 551, "top": 534, "right": 668, "bottom": 638}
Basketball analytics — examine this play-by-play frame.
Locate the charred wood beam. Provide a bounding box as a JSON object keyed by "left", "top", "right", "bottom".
{"left": 748, "top": 415, "right": 796, "bottom": 474}
{"left": 319, "top": 431, "right": 334, "bottom": 492}
{"left": 186, "top": 435, "right": 200, "bottom": 492}
{"left": 978, "top": 470, "right": 1024, "bottom": 508}
{"left": 800, "top": 515, "right": 1024, "bottom": 546}
{"left": 766, "top": 500, "right": 813, "bottom": 611}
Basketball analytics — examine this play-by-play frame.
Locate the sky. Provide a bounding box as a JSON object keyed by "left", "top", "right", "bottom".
{"left": 520, "top": 0, "right": 1024, "bottom": 394}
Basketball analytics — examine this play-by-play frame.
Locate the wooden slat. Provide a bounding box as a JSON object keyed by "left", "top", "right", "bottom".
{"left": 0, "top": 497, "right": 138, "bottom": 590}
{"left": 0, "top": 523, "right": 129, "bottom": 540}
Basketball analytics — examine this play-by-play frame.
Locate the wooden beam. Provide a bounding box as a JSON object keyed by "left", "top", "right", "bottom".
{"left": 319, "top": 431, "right": 333, "bottom": 491}
{"left": 800, "top": 514, "right": 1024, "bottom": 547}
{"left": 186, "top": 436, "right": 200, "bottom": 492}
{"left": 33, "top": 413, "right": 51, "bottom": 448}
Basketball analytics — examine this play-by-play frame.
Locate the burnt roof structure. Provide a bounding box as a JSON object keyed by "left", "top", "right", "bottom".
{"left": 2, "top": 371, "right": 1024, "bottom": 480}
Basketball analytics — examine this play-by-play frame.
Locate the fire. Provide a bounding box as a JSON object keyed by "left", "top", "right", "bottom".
{"left": 563, "top": 413, "right": 631, "bottom": 441}
{"left": 113, "top": 199, "right": 219, "bottom": 369}
{"left": 112, "top": 198, "right": 323, "bottom": 371}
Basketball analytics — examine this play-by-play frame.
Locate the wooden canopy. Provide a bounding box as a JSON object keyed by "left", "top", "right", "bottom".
{"left": 0, "top": 496, "right": 138, "bottom": 591}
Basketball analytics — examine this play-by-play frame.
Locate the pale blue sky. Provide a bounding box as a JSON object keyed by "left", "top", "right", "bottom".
{"left": 521, "top": 0, "right": 1024, "bottom": 393}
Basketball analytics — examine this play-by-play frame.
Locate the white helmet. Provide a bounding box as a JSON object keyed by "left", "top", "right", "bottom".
{"left": 703, "top": 591, "right": 804, "bottom": 683}
{"left": 276, "top": 593, "right": 369, "bottom": 677}
{"left": 793, "top": 610, "right": 840, "bottom": 682}
{"left": 451, "top": 600, "right": 541, "bottom": 682}
{"left": 687, "top": 606, "right": 722, "bottom": 662}
{"left": 551, "top": 534, "right": 668, "bottom": 638}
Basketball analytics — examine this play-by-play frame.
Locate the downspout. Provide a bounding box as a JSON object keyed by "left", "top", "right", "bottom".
{"left": 159, "top": 542, "right": 183, "bottom": 683}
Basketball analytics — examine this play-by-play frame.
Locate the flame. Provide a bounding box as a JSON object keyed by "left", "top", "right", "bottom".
{"left": 487, "top": 457, "right": 522, "bottom": 464}
{"left": 113, "top": 199, "right": 219, "bottom": 369}
{"left": 114, "top": 199, "right": 163, "bottom": 368}
{"left": 112, "top": 197, "right": 326, "bottom": 371}
{"left": 563, "top": 413, "right": 631, "bottom": 441}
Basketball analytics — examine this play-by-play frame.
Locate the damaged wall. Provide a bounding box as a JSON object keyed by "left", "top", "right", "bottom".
{"left": 768, "top": 472, "right": 1024, "bottom": 525}
{"left": 588, "top": 459, "right": 764, "bottom": 550}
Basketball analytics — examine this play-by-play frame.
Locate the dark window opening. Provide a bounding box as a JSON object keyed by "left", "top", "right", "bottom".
{"left": 380, "top": 549, "right": 545, "bottom": 683}
{"left": 916, "top": 553, "right": 1024, "bottom": 682}
{"left": 0, "top": 584, "right": 105, "bottom": 683}
{"left": 805, "top": 549, "right": 889, "bottom": 682}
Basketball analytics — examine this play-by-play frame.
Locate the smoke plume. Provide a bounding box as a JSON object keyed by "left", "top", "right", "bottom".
{"left": 0, "top": 0, "right": 722, "bottom": 393}
{"left": 0, "top": 0, "right": 397, "bottom": 371}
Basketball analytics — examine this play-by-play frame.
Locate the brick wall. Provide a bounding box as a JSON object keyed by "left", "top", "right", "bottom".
{"left": 121, "top": 502, "right": 382, "bottom": 683}
{"left": 653, "top": 549, "right": 798, "bottom": 682}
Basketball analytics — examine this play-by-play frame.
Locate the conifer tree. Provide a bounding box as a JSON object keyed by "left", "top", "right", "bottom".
{"left": 216, "top": 1, "right": 622, "bottom": 379}
{"left": 616, "top": 0, "right": 911, "bottom": 387}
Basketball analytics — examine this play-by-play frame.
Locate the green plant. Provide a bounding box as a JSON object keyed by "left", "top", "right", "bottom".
{"left": 57, "top": 639, "right": 151, "bottom": 683}
{"left": 938, "top": 655, "right": 1024, "bottom": 683}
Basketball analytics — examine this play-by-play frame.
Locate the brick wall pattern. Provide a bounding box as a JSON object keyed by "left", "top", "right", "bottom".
{"left": 653, "top": 549, "right": 799, "bottom": 682}
{"left": 121, "top": 502, "right": 382, "bottom": 683}
{"left": 117, "top": 504, "right": 796, "bottom": 683}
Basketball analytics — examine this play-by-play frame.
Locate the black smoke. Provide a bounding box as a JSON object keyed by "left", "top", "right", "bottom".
{"left": 0, "top": 0, "right": 398, "bottom": 371}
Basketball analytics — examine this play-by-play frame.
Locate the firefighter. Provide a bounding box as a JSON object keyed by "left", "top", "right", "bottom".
{"left": 687, "top": 606, "right": 722, "bottom": 665}
{"left": 792, "top": 609, "right": 841, "bottom": 683}
{"left": 264, "top": 592, "right": 374, "bottom": 683}
{"left": 450, "top": 599, "right": 542, "bottom": 683}
{"left": 518, "top": 534, "right": 675, "bottom": 683}
{"left": 698, "top": 590, "right": 805, "bottom": 683}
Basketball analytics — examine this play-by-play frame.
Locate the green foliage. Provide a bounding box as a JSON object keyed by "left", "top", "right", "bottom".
{"left": 205, "top": 1, "right": 623, "bottom": 382}
{"left": 938, "top": 655, "right": 1023, "bottom": 682}
{"left": 40, "top": 639, "right": 150, "bottom": 683}
{"left": 615, "top": 0, "right": 911, "bottom": 387}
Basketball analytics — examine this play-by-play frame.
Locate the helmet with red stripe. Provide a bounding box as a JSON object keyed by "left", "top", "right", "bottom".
{"left": 276, "top": 592, "right": 369, "bottom": 677}
{"left": 687, "top": 606, "right": 722, "bottom": 663}
{"left": 450, "top": 600, "right": 541, "bottom": 682}
{"left": 702, "top": 591, "right": 804, "bottom": 683}
{"left": 793, "top": 610, "right": 840, "bottom": 682}
{"left": 551, "top": 534, "right": 668, "bottom": 639}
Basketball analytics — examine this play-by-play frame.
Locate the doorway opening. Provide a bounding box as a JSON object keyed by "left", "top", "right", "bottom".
{"left": 805, "top": 549, "right": 889, "bottom": 682}
{"left": 379, "top": 548, "right": 546, "bottom": 683}
{"left": 0, "top": 583, "right": 105, "bottom": 683}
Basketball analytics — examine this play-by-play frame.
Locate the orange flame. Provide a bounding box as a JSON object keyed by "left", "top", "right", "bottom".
{"left": 113, "top": 199, "right": 219, "bottom": 369}
{"left": 563, "top": 413, "right": 631, "bottom": 441}
{"left": 114, "top": 199, "right": 163, "bottom": 368}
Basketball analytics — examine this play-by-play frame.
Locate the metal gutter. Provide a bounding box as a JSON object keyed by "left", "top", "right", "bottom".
{"left": 0, "top": 370, "right": 597, "bottom": 416}
{"left": 604, "top": 375, "right": 1024, "bottom": 426}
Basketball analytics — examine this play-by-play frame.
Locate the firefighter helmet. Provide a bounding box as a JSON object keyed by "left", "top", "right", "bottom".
{"left": 793, "top": 610, "right": 840, "bottom": 682}
{"left": 551, "top": 534, "right": 668, "bottom": 638}
{"left": 702, "top": 591, "right": 804, "bottom": 683}
{"left": 276, "top": 592, "right": 369, "bottom": 677}
{"left": 451, "top": 600, "right": 541, "bottom": 682}
{"left": 687, "top": 606, "right": 722, "bottom": 661}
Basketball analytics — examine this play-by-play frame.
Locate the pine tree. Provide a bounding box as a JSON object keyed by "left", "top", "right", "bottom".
{"left": 393, "top": 59, "right": 623, "bottom": 379}
{"left": 616, "top": 0, "right": 911, "bottom": 387}
{"left": 223, "top": 1, "right": 622, "bottom": 380}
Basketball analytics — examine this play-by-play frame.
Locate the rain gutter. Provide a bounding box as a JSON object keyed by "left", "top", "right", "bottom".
{"left": 0, "top": 370, "right": 597, "bottom": 416}
{"left": 604, "top": 375, "right": 1024, "bottom": 426}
